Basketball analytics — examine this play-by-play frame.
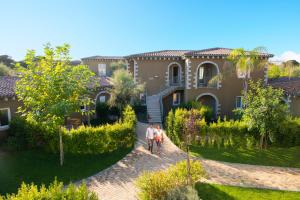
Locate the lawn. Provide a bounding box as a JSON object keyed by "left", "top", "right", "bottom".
{"left": 196, "top": 183, "right": 300, "bottom": 200}
{"left": 0, "top": 147, "right": 132, "bottom": 195}
{"left": 190, "top": 145, "right": 300, "bottom": 168}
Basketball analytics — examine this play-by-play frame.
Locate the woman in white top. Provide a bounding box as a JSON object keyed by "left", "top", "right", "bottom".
{"left": 155, "top": 124, "right": 164, "bottom": 155}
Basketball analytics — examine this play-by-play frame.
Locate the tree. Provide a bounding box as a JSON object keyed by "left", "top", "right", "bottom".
{"left": 0, "top": 55, "right": 15, "bottom": 68}
{"left": 283, "top": 60, "right": 299, "bottom": 80}
{"left": 108, "top": 68, "right": 144, "bottom": 111}
{"left": 110, "top": 60, "right": 127, "bottom": 73}
{"left": 0, "top": 63, "right": 15, "bottom": 76}
{"left": 268, "top": 63, "right": 282, "bottom": 78}
{"left": 242, "top": 80, "right": 288, "bottom": 149}
{"left": 227, "top": 47, "right": 269, "bottom": 107}
{"left": 16, "top": 43, "right": 97, "bottom": 165}
{"left": 182, "top": 110, "right": 201, "bottom": 185}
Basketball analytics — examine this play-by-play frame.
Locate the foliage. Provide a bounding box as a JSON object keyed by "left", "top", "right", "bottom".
{"left": 8, "top": 116, "right": 54, "bottom": 150}
{"left": 227, "top": 47, "right": 269, "bottom": 107}
{"left": 136, "top": 160, "right": 206, "bottom": 200}
{"left": 195, "top": 182, "right": 300, "bottom": 200}
{"left": 1, "top": 180, "right": 98, "bottom": 200}
{"left": 242, "top": 80, "right": 289, "bottom": 148}
{"left": 93, "top": 102, "right": 120, "bottom": 125}
{"left": 48, "top": 106, "right": 136, "bottom": 154}
{"left": 0, "top": 55, "right": 15, "bottom": 68}
{"left": 108, "top": 69, "right": 144, "bottom": 111}
{"left": 0, "top": 63, "right": 15, "bottom": 76}
{"left": 276, "top": 116, "right": 300, "bottom": 147}
{"left": 268, "top": 61, "right": 300, "bottom": 78}
{"left": 15, "top": 43, "right": 97, "bottom": 129}
{"left": 179, "top": 101, "right": 213, "bottom": 121}
{"left": 162, "top": 185, "right": 200, "bottom": 200}
{"left": 110, "top": 60, "right": 127, "bottom": 73}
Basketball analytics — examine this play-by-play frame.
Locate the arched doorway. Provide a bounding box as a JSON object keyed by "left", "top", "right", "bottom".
{"left": 95, "top": 91, "right": 111, "bottom": 104}
{"left": 196, "top": 61, "right": 219, "bottom": 88}
{"left": 168, "top": 62, "right": 182, "bottom": 86}
{"left": 196, "top": 93, "right": 219, "bottom": 119}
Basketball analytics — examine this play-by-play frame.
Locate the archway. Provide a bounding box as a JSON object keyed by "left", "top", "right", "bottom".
{"left": 196, "top": 61, "right": 219, "bottom": 88}
{"left": 196, "top": 93, "right": 219, "bottom": 119}
{"left": 168, "top": 62, "right": 182, "bottom": 86}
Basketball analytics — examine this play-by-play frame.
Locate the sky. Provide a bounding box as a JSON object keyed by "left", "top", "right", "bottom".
{"left": 1, "top": 0, "right": 300, "bottom": 62}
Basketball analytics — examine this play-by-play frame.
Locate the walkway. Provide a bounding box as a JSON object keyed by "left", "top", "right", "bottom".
{"left": 85, "top": 122, "right": 300, "bottom": 200}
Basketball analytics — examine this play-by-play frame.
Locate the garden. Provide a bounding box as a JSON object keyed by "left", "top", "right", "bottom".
{"left": 165, "top": 81, "right": 300, "bottom": 168}
{"left": 0, "top": 44, "right": 140, "bottom": 197}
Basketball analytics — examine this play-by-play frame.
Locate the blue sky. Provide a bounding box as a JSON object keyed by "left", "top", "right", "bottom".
{"left": 1, "top": 0, "right": 300, "bottom": 61}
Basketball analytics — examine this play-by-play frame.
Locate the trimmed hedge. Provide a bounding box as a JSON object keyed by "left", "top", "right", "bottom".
{"left": 1, "top": 180, "right": 98, "bottom": 200}
{"left": 166, "top": 108, "right": 300, "bottom": 149}
{"left": 135, "top": 160, "right": 206, "bottom": 200}
{"left": 9, "top": 105, "right": 137, "bottom": 154}
{"left": 50, "top": 105, "right": 136, "bottom": 154}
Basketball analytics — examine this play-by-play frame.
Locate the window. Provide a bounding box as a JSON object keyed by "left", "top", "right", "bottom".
{"left": 236, "top": 96, "right": 243, "bottom": 108}
{"left": 198, "top": 66, "right": 204, "bottom": 83}
{"left": 173, "top": 93, "right": 180, "bottom": 106}
{"left": 0, "top": 108, "right": 11, "bottom": 129}
{"left": 99, "top": 95, "right": 106, "bottom": 103}
{"left": 98, "top": 64, "right": 106, "bottom": 76}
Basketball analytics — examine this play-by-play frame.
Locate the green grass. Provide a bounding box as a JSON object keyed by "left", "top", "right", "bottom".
{"left": 196, "top": 183, "right": 300, "bottom": 200}
{"left": 0, "top": 147, "right": 132, "bottom": 195}
{"left": 190, "top": 145, "right": 300, "bottom": 168}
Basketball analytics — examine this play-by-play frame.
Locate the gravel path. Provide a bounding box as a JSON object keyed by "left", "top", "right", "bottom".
{"left": 85, "top": 122, "right": 300, "bottom": 200}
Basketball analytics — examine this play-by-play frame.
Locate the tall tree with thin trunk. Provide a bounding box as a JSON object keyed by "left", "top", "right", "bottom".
{"left": 16, "top": 44, "right": 97, "bottom": 165}
{"left": 228, "top": 47, "right": 269, "bottom": 107}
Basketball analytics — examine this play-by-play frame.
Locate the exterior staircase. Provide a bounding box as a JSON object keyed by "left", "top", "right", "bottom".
{"left": 146, "top": 85, "right": 183, "bottom": 123}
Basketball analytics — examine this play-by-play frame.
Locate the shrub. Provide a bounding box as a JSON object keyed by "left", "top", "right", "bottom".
{"left": 8, "top": 117, "right": 53, "bottom": 150}
{"left": 162, "top": 185, "right": 200, "bottom": 200}
{"left": 136, "top": 160, "right": 206, "bottom": 200}
{"left": 179, "top": 101, "right": 212, "bottom": 122}
{"left": 276, "top": 117, "right": 300, "bottom": 147}
{"left": 1, "top": 180, "right": 98, "bottom": 200}
{"left": 94, "top": 102, "right": 120, "bottom": 125}
{"left": 47, "top": 105, "right": 136, "bottom": 154}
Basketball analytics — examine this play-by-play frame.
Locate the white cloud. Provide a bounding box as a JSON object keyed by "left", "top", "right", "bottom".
{"left": 270, "top": 51, "right": 300, "bottom": 64}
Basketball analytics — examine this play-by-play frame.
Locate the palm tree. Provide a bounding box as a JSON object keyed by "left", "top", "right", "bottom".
{"left": 227, "top": 47, "right": 269, "bottom": 107}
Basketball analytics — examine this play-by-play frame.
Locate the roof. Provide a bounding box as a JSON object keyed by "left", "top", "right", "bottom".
{"left": 126, "top": 50, "right": 192, "bottom": 58}
{"left": 184, "top": 48, "right": 273, "bottom": 58}
{"left": 268, "top": 77, "right": 300, "bottom": 96}
{"left": 81, "top": 56, "right": 124, "bottom": 61}
{"left": 125, "top": 48, "right": 273, "bottom": 59}
{"left": 0, "top": 76, "right": 18, "bottom": 98}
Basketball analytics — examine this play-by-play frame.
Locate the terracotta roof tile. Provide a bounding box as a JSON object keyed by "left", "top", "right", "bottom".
{"left": 81, "top": 56, "right": 124, "bottom": 61}
{"left": 268, "top": 77, "right": 300, "bottom": 96}
{"left": 184, "top": 48, "right": 273, "bottom": 58}
{"left": 0, "top": 76, "right": 18, "bottom": 98}
{"left": 126, "top": 50, "right": 192, "bottom": 58}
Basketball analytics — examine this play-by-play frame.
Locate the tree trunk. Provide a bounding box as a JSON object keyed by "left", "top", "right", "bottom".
{"left": 59, "top": 128, "right": 64, "bottom": 166}
{"left": 243, "top": 77, "right": 248, "bottom": 108}
{"left": 260, "top": 134, "right": 264, "bottom": 150}
{"left": 186, "top": 145, "right": 192, "bottom": 185}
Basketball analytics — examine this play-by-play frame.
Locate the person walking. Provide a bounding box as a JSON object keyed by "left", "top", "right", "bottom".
{"left": 146, "top": 123, "right": 155, "bottom": 154}
{"left": 155, "top": 124, "right": 164, "bottom": 155}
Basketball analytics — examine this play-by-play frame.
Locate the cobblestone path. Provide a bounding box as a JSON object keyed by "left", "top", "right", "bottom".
{"left": 85, "top": 122, "right": 300, "bottom": 200}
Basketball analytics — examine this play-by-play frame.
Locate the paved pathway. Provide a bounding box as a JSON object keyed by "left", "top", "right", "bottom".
{"left": 85, "top": 122, "right": 300, "bottom": 200}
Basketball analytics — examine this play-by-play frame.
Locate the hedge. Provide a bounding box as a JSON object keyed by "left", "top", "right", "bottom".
{"left": 135, "top": 160, "right": 206, "bottom": 200}
{"left": 1, "top": 180, "right": 98, "bottom": 200}
{"left": 166, "top": 108, "right": 300, "bottom": 149}
{"left": 9, "top": 105, "right": 137, "bottom": 154}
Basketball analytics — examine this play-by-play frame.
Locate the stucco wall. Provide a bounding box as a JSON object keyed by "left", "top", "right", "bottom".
{"left": 82, "top": 59, "right": 124, "bottom": 76}
{"left": 135, "top": 59, "right": 185, "bottom": 96}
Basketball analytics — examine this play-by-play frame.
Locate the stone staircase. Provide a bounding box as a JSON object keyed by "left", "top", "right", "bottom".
{"left": 146, "top": 85, "right": 183, "bottom": 123}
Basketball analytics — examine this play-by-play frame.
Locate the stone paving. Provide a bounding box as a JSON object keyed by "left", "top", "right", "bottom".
{"left": 85, "top": 122, "right": 300, "bottom": 200}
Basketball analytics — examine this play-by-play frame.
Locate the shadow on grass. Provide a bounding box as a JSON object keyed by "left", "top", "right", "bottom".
{"left": 0, "top": 147, "right": 132, "bottom": 195}
{"left": 195, "top": 183, "right": 235, "bottom": 200}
